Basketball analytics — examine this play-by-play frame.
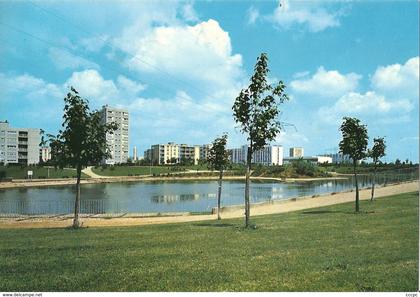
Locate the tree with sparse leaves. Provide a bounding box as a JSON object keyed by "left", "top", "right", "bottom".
{"left": 207, "top": 134, "right": 229, "bottom": 220}
{"left": 232, "top": 53, "right": 289, "bottom": 227}
{"left": 368, "top": 137, "right": 386, "bottom": 202}
{"left": 49, "top": 87, "right": 118, "bottom": 228}
{"left": 339, "top": 117, "right": 368, "bottom": 212}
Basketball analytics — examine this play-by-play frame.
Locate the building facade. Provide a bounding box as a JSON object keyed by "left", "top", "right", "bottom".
{"left": 229, "top": 145, "right": 284, "bottom": 166}
{"left": 145, "top": 142, "right": 202, "bottom": 165}
{"left": 0, "top": 121, "right": 40, "bottom": 165}
{"left": 40, "top": 146, "right": 52, "bottom": 163}
{"left": 100, "top": 105, "right": 129, "bottom": 165}
{"left": 322, "top": 153, "right": 352, "bottom": 164}
{"left": 283, "top": 156, "right": 333, "bottom": 165}
{"left": 289, "top": 147, "right": 304, "bottom": 158}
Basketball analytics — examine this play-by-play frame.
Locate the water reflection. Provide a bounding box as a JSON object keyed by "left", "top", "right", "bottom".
{"left": 0, "top": 168, "right": 417, "bottom": 215}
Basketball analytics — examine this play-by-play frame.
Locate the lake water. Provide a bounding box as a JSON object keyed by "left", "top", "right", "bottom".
{"left": 0, "top": 170, "right": 417, "bottom": 215}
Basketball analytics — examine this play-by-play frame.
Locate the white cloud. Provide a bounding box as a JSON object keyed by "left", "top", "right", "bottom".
{"left": 267, "top": 0, "right": 343, "bottom": 32}
{"left": 247, "top": 6, "right": 260, "bottom": 25}
{"left": 48, "top": 47, "right": 99, "bottom": 70}
{"left": 120, "top": 19, "right": 244, "bottom": 92}
{"left": 318, "top": 91, "right": 413, "bottom": 124}
{"left": 290, "top": 67, "right": 361, "bottom": 98}
{"left": 371, "top": 56, "right": 419, "bottom": 99}
{"left": 65, "top": 69, "right": 119, "bottom": 104}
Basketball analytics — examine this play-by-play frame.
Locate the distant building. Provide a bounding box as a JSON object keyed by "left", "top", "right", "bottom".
{"left": 229, "top": 145, "right": 283, "bottom": 166}
{"left": 100, "top": 105, "right": 129, "bottom": 165}
{"left": 283, "top": 156, "right": 332, "bottom": 165}
{"left": 133, "top": 146, "right": 138, "bottom": 161}
{"left": 289, "top": 147, "right": 304, "bottom": 158}
{"left": 0, "top": 121, "right": 40, "bottom": 165}
{"left": 199, "top": 144, "right": 212, "bottom": 161}
{"left": 322, "top": 153, "right": 352, "bottom": 164}
{"left": 144, "top": 142, "right": 212, "bottom": 165}
{"left": 40, "top": 146, "right": 51, "bottom": 163}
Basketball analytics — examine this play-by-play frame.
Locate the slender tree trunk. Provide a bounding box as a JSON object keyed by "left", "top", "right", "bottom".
{"left": 217, "top": 169, "right": 223, "bottom": 220}
{"left": 73, "top": 164, "right": 82, "bottom": 228}
{"left": 353, "top": 161, "right": 359, "bottom": 212}
{"left": 371, "top": 163, "right": 377, "bottom": 202}
{"left": 245, "top": 145, "right": 252, "bottom": 228}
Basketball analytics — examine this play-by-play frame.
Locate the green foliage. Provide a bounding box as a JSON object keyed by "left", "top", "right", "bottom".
{"left": 0, "top": 192, "right": 417, "bottom": 291}
{"left": 339, "top": 117, "right": 369, "bottom": 164}
{"left": 232, "top": 53, "right": 288, "bottom": 152}
{"left": 368, "top": 137, "right": 386, "bottom": 164}
{"left": 49, "top": 87, "right": 118, "bottom": 170}
{"left": 207, "top": 134, "right": 229, "bottom": 171}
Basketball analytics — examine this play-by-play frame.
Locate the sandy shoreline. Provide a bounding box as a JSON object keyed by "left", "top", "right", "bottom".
{"left": 0, "top": 174, "right": 348, "bottom": 189}
{"left": 0, "top": 181, "right": 417, "bottom": 229}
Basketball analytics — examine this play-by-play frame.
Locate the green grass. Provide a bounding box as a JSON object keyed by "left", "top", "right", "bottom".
{"left": 92, "top": 165, "right": 176, "bottom": 176}
{"left": 0, "top": 192, "right": 418, "bottom": 292}
{"left": 0, "top": 166, "right": 89, "bottom": 179}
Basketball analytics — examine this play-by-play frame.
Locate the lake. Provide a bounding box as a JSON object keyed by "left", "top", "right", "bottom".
{"left": 0, "top": 169, "right": 417, "bottom": 215}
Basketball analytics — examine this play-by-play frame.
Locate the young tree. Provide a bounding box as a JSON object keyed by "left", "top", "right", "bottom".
{"left": 368, "top": 137, "right": 386, "bottom": 202}
{"left": 339, "top": 117, "right": 368, "bottom": 212}
{"left": 232, "top": 53, "right": 289, "bottom": 227}
{"left": 207, "top": 134, "right": 229, "bottom": 220}
{"left": 49, "top": 87, "right": 118, "bottom": 228}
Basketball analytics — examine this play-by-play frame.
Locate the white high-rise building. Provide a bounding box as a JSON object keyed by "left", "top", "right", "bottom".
{"left": 100, "top": 105, "right": 129, "bottom": 165}
{"left": 0, "top": 121, "right": 40, "bottom": 165}
{"left": 133, "top": 146, "right": 138, "bottom": 161}
{"left": 229, "top": 144, "right": 283, "bottom": 166}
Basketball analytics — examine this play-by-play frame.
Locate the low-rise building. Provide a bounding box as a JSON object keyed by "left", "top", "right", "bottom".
{"left": 283, "top": 155, "right": 333, "bottom": 165}
{"left": 146, "top": 142, "right": 200, "bottom": 165}
{"left": 322, "top": 153, "right": 352, "bottom": 164}
{"left": 0, "top": 121, "right": 40, "bottom": 165}
{"left": 229, "top": 144, "right": 283, "bottom": 166}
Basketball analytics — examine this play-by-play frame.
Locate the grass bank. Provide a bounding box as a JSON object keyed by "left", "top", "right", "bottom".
{"left": 0, "top": 192, "right": 418, "bottom": 292}
{"left": 0, "top": 165, "right": 89, "bottom": 179}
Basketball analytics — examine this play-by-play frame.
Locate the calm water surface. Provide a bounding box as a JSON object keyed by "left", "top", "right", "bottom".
{"left": 0, "top": 170, "right": 417, "bottom": 215}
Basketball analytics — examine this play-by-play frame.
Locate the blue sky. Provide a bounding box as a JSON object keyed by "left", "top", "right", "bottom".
{"left": 0, "top": 0, "right": 418, "bottom": 162}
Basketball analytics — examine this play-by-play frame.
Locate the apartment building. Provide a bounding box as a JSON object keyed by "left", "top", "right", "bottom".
{"left": 0, "top": 121, "right": 40, "bottom": 165}
{"left": 199, "top": 144, "right": 212, "bottom": 161}
{"left": 100, "top": 105, "right": 129, "bottom": 165}
{"left": 229, "top": 145, "right": 284, "bottom": 166}
{"left": 40, "top": 146, "right": 52, "bottom": 163}
{"left": 145, "top": 142, "right": 201, "bottom": 165}
{"left": 322, "top": 153, "right": 352, "bottom": 164}
{"left": 289, "top": 147, "right": 304, "bottom": 158}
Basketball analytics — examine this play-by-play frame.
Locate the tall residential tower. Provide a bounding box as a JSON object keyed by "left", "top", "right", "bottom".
{"left": 100, "top": 105, "right": 129, "bottom": 165}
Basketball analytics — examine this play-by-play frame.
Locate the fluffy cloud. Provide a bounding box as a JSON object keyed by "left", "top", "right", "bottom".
{"left": 266, "top": 0, "right": 343, "bottom": 32}
{"left": 318, "top": 91, "right": 413, "bottom": 124}
{"left": 290, "top": 67, "right": 361, "bottom": 98}
{"left": 64, "top": 69, "right": 147, "bottom": 106}
{"left": 120, "top": 19, "right": 244, "bottom": 92}
{"left": 371, "top": 56, "right": 419, "bottom": 98}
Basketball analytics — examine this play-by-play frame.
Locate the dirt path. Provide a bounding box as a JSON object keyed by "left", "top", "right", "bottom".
{"left": 0, "top": 181, "right": 417, "bottom": 229}
{"left": 82, "top": 166, "right": 111, "bottom": 179}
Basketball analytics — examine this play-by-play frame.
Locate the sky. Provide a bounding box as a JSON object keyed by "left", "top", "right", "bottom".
{"left": 0, "top": 0, "right": 418, "bottom": 162}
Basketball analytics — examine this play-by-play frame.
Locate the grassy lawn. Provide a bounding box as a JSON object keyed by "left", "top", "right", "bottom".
{"left": 0, "top": 192, "right": 418, "bottom": 292}
{"left": 91, "top": 165, "right": 224, "bottom": 176}
{"left": 92, "top": 165, "right": 176, "bottom": 176}
{"left": 0, "top": 166, "right": 89, "bottom": 179}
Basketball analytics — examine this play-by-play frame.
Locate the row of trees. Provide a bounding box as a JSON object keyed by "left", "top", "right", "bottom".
{"left": 49, "top": 53, "right": 388, "bottom": 229}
